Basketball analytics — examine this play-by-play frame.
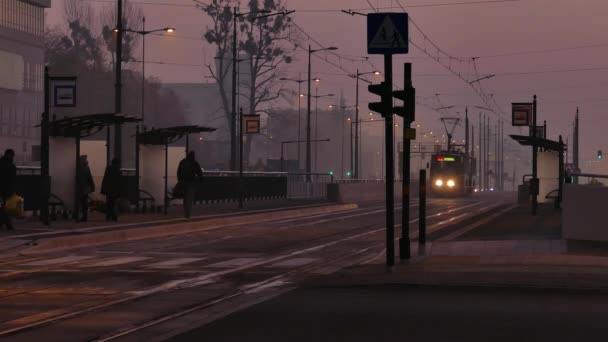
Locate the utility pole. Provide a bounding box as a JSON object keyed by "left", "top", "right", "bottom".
{"left": 355, "top": 69, "right": 360, "bottom": 179}
{"left": 486, "top": 116, "right": 490, "bottom": 190}
{"left": 114, "top": 0, "right": 123, "bottom": 161}
{"left": 230, "top": 7, "right": 238, "bottom": 171}
{"left": 465, "top": 108, "right": 469, "bottom": 157}
{"left": 574, "top": 107, "right": 579, "bottom": 184}
{"left": 472, "top": 125, "right": 475, "bottom": 188}
{"left": 479, "top": 112, "right": 482, "bottom": 190}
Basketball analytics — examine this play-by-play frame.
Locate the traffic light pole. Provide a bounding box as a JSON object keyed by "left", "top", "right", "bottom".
{"left": 383, "top": 54, "right": 395, "bottom": 267}
{"left": 399, "top": 63, "right": 415, "bottom": 260}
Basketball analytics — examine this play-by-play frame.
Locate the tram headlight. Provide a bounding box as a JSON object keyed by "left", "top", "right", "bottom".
{"left": 447, "top": 180, "right": 456, "bottom": 188}
{"left": 435, "top": 179, "right": 444, "bottom": 187}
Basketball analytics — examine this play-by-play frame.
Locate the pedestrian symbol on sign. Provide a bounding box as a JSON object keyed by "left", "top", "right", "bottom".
{"left": 367, "top": 13, "right": 409, "bottom": 55}
{"left": 369, "top": 16, "right": 407, "bottom": 49}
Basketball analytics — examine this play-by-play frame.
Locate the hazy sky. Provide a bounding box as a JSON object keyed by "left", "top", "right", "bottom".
{"left": 46, "top": 0, "right": 608, "bottom": 168}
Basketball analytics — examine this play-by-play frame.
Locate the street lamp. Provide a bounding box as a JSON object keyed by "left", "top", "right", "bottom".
{"left": 307, "top": 45, "right": 338, "bottom": 181}
{"left": 311, "top": 91, "right": 334, "bottom": 171}
{"left": 118, "top": 17, "right": 175, "bottom": 127}
{"left": 280, "top": 75, "right": 306, "bottom": 169}
{"left": 351, "top": 70, "right": 381, "bottom": 179}
{"left": 340, "top": 105, "right": 357, "bottom": 177}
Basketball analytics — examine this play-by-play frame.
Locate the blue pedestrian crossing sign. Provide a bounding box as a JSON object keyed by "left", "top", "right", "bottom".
{"left": 367, "top": 13, "right": 409, "bottom": 55}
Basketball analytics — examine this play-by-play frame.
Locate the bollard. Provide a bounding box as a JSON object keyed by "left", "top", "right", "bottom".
{"left": 419, "top": 169, "right": 426, "bottom": 245}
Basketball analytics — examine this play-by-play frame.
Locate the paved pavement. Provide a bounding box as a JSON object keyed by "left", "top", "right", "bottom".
{"left": 0, "top": 196, "right": 495, "bottom": 341}
{"left": 169, "top": 198, "right": 608, "bottom": 342}
{"left": 171, "top": 285, "right": 608, "bottom": 342}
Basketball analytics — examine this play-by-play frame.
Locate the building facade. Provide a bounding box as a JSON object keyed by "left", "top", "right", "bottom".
{"left": 0, "top": 0, "right": 50, "bottom": 165}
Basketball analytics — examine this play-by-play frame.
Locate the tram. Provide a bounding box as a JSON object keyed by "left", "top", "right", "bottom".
{"left": 430, "top": 152, "right": 476, "bottom": 197}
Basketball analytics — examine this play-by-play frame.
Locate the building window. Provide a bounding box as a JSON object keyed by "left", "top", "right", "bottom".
{"left": 0, "top": 0, "right": 45, "bottom": 36}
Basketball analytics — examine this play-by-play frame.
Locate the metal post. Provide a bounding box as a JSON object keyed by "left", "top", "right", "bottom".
{"left": 314, "top": 87, "right": 318, "bottom": 171}
{"left": 306, "top": 45, "right": 312, "bottom": 182}
{"left": 141, "top": 16, "right": 146, "bottom": 125}
{"left": 106, "top": 127, "right": 111, "bottom": 165}
{"left": 74, "top": 136, "right": 81, "bottom": 221}
{"left": 384, "top": 54, "right": 394, "bottom": 267}
{"left": 297, "top": 73, "right": 302, "bottom": 169}
{"left": 185, "top": 134, "right": 189, "bottom": 155}
{"left": 472, "top": 125, "right": 475, "bottom": 189}
{"left": 41, "top": 66, "right": 50, "bottom": 225}
{"left": 532, "top": 95, "right": 538, "bottom": 215}
{"left": 557, "top": 135, "right": 564, "bottom": 210}
{"left": 230, "top": 6, "right": 238, "bottom": 171}
{"left": 400, "top": 63, "right": 413, "bottom": 260}
{"left": 135, "top": 125, "right": 140, "bottom": 212}
{"left": 486, "top": 116, "right": 490, "bottom": 190}
{"left": 419, "top": 169, "right": 426, "bottom": 245}
{"left": 574, "top": 108, "right": 579, "bottom": 184}
{"left": 341, "top": 106, "right": 345, "bottom": 177}
{"left": 479, "top": 112, "right": 482, "bottom": 190}
{"left": 495, "top": 122, "right": 498, "bottom": 190}
{"left": 164, "top": 142, "right": 168, "bottom": 215}
{"left": 114, "top": 0, "right": 123, "bottom": 162}
{"left": 350, "top": 121, "right": 354, "bottom": 177}
{"left": 239, "top": 107, "right": 244, "bottom": 208}
{"left": 355, "top": 69, "right": 360, "bottom": 179}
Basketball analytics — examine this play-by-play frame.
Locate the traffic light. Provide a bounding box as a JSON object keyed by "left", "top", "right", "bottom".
{"left": 346, "top": 171, "right": 352, "bottom": 177}
{"left": 392, "top": 63, "right": 416, "bottom": 123}
{"left": 368, "top": 82, "right": 392, "bottom": 117}
{"left": 329, "top": 171, "right": 334, "bottom": 176}
{"left": 598, "top": 150, "right": 603, "bottom": 160}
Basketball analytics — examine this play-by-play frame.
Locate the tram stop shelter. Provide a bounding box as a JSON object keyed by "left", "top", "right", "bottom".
{"left": 136, "top": 125, "right": 216, "bottom": 214}
{"left": 510, "top": 134, "right": 566, "bottom": 207}
{"left": 46, "top": 113, "right": 141, "bottom": 221}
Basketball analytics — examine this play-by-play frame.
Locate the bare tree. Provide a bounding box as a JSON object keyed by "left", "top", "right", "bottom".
{"left": 198, "top": 0, "right": 296, "bottom": 167}
{"left": 100, "top": 0, "right": 144, "bottom": 70}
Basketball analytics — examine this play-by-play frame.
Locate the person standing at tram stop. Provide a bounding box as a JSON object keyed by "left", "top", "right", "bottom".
{"left": 0, "top": 149, "right": 16, "bottom": 230}
{"left": 177, "top": 151, "right": 203, "bottom": 219}
{"left": 101, "top": 158, "right": 121, "bottom": 222}
{"left": 77, "top": 155, "right": 95, "bottom": 222}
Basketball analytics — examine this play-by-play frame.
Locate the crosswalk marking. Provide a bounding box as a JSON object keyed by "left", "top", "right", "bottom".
{"left": 146, "top": 258, "right": 206, "bottom": 268}
{"left": 270, "top": 258, "right": 317, "bottom": 268}
{"left": 85, "top": 257, "right": 151, "bottom": 267}
{"left": 208, "top": 258, "right": 261, "bottom": 268}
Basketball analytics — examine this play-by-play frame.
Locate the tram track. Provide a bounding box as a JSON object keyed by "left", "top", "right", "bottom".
{"left": 0, "top": 199, "right": 494, "bottom": 340}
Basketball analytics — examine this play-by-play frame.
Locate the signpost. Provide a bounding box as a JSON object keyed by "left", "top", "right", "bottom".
{"left": 512, "top": 103, "right": 532, "bottom": 126}
{"left": 367, "top": 12, "right": 410, "bottom": 266}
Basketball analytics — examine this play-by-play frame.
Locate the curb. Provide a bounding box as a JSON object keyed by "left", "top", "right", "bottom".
{"left": 20, "top": 203, "right": 358, "bottom": 255}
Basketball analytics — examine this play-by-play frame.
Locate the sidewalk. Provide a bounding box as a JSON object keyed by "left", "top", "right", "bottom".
{"left": 320, "top": 201, "right": 608, "bottom": 290}
{"left": 0, "top": 199, "right": 351, "bottom": 256}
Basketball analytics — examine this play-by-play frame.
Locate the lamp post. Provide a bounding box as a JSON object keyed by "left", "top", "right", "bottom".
{"left": 280, "top": 75, "right": 306, "bottom": 169}
{"left": 312, "top": 91, "right": 334, "bottom": 171}
{"left": 307, "top": 45, "right": 338, "bottom": 181}
{"left": 340, "top": 105, "right": 356, "bottom": 178}
{"left": 119, "top": 18, "right": 175, "bottom": 127}
{"left": 352, "top": 70, "right": 380, "bottom": 179}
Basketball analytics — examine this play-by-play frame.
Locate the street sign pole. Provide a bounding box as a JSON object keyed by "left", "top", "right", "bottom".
{"left": 532, "top": 95, "right": 538, "bottom": 215}
{"left": 367, "top": 12, "right": 408, "bottom": 267}
{"left": 383, "top": 54, "right": 395, "bottom": 267}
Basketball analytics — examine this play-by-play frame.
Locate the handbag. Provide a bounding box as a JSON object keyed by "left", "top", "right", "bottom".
{"left": 4, "top": 193, "right": 24, "bottom": 218}
{"left": 172, "top": 182, "right": 185, "bottom": 199}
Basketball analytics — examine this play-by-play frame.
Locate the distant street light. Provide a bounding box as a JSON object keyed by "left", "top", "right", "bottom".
{"left": 307, "top": 45, "right": 338, "bottom": 181}
{"left": 118, "top": 17, "right": 175, "bottom": 127}
{"left": 280, "top": 75, "right": 306, "bottom": 168}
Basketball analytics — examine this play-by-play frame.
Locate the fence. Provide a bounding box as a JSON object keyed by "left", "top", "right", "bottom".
{"left": 286, "top": 173, "right": 334, "bottom": 199}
